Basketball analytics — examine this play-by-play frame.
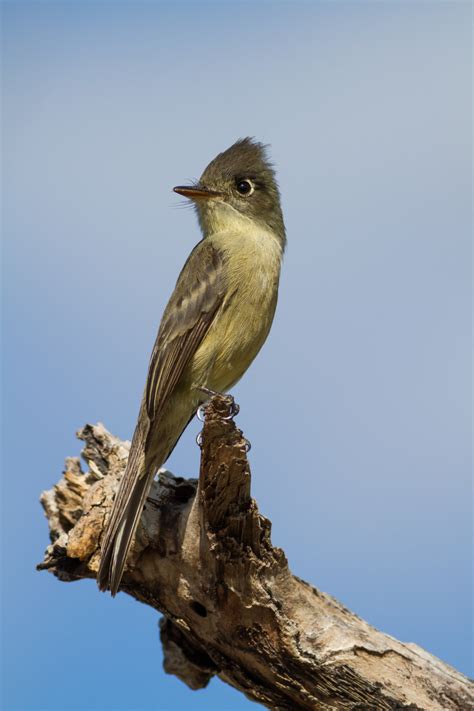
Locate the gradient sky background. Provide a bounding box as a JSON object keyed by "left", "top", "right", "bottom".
{"left": 2, "top": 2, "right": 472, "bottom": 710}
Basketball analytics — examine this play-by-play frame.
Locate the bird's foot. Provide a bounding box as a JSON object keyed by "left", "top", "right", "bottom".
{"left": 195, "top": 388, "right": 240, "bottom": 449}
{"left": 195, "top": 389, "right": 251, "bottom": 452}
{"left": 196, "top": 387, "right": 240, "bottom": 422}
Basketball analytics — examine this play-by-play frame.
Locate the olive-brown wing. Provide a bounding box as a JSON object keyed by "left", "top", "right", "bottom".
{"left": 145, "top": 239, "right": 226, "bottom": 420}
{"left": 98, "top": 239, "right": 226, "bottom": 594}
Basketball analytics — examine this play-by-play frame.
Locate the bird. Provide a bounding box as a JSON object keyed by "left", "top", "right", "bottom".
{"left": 97, "top": 137, "right": 286, "bottom": 595}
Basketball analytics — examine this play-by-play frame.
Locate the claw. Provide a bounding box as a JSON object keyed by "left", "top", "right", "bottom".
{"left": 196, "top": 386, "right": 240, "bottom": 421}
{"left": 222, "top": 401, "right": 240, "bottom": 420}
{"left": 197, "top": 404, "right": 207, "bottom": 422}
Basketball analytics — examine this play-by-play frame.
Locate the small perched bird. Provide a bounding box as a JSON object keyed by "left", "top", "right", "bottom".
{"left": 97, "top": 138, "right": 286, "bottom": 595}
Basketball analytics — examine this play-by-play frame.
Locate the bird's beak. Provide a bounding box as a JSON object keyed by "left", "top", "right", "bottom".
{"left": 173, "top": 185, "right": 224, "bottom": 200}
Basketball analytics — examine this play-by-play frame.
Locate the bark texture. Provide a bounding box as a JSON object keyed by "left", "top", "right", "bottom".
{"left": 38, "top": 395, "right": 473, "bottom": 710}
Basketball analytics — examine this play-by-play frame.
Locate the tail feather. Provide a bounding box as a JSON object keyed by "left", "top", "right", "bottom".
{"left": 97, "top": 403, "right": 195, "bottom": 595}
{"left": 98, "top": 472, "right": 152, "bottom": 595}
{"left": 97, "top": 421, "right": 151, "bottom": 594}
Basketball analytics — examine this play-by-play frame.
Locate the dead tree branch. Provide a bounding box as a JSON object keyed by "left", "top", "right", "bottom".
{"left": 38, "top": 396, "right": 473, "bottom": 710}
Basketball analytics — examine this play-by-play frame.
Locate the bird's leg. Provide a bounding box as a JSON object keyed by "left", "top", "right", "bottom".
{"left": 195, "top": 387, "right": 240, "bottom": 448}
{"left": 196, "top": 386, "right": 240, "bottom": 421}
{"left": 195, "top": 392, "right": 250, "bottom": 452}
{"left": 195, "top": 386, "right": 241, "bottom": 448}
{"left": 195, "top": 391, "right": 250, "bottom": 451}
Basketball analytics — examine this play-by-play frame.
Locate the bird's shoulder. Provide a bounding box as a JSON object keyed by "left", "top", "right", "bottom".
{"left": 158, "top": 238, "right": 226, "bottom": 343}
{"left": 144, "top": 239, "right": 226, "bottom": 420}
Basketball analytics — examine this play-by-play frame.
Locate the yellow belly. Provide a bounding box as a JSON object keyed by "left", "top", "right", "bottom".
{"left": 189, "top": 232, "right": 281, "bottom": 395}
{"left": 146, "top": 227, "right": 283, "bottom": 469}
{"left": 204, "top": 294, "right": 277, "bottom": 393}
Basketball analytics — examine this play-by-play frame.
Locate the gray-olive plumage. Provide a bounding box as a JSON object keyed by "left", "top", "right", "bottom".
{"left": 98, "top": 138, "right": 286, "bottom": 595}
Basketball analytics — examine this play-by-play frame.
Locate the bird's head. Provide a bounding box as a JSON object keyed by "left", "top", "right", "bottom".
{"left": 174, "top": 137, "right": 286, "bottom": 248}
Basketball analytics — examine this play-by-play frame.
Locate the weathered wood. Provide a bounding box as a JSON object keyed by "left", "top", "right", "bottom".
{"left": 38, "top": 396, "right": 473, "bottom": 710}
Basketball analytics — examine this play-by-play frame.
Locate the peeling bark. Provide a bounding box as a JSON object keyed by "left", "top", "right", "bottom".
{"left": 38, "top": 396, "right": 473, "bottom": 710}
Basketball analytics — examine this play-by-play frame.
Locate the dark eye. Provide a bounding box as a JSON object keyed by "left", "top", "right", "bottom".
{"left": 236, "top": 179, "right": 254, "bottom": 196}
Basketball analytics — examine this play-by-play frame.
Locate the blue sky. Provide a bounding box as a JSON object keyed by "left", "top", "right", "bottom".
{"left": 2, "top": 2, "right": 472, "bottom": 709}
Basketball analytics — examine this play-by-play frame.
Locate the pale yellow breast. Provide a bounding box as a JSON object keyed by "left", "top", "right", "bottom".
{"left": 189, "top": 226, "right": 282, "bottom": 394}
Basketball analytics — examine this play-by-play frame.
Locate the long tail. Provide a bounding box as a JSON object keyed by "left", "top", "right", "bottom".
{"left": 97, "top": 405, "right": 195, "bottom": 595}
{"left": 97, "top": 418, "right": 154, "bottom": 596}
